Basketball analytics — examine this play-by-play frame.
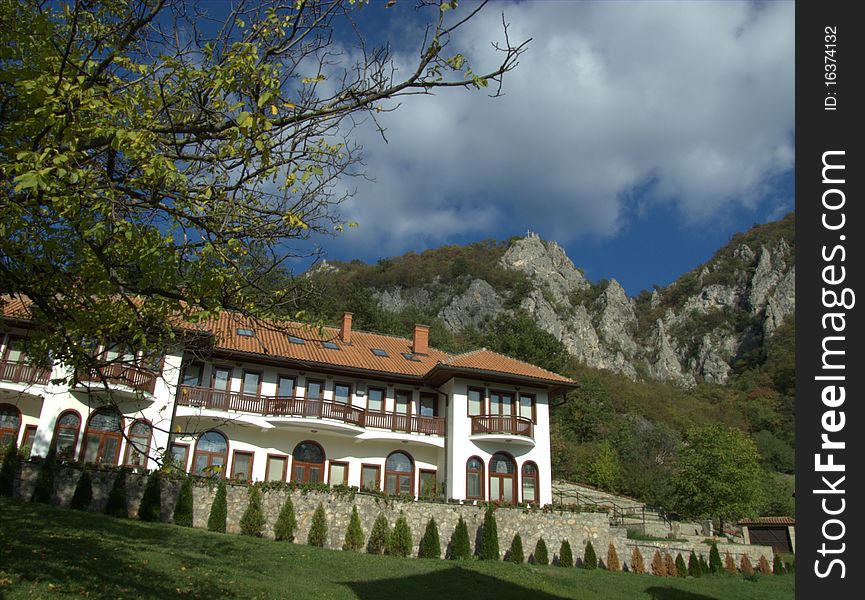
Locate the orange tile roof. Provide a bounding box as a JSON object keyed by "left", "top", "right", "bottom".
{"left": 738, "top": 517, "right": 795, "bottom": 526}
{"left": 0, "top": 295, "right": 33, "bottom": 320}
{"left": 440, "top": 348, "right": 575, "bottom": 384}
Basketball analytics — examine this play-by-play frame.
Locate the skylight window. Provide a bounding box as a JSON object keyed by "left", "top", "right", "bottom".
{"left": 371, "top": 348, "right": 389, "bottom": 357}
{"left": 288, "top": 336, "right": 306, "bottom": 345}
{"left": 236, "top": 328, "right": 254, "bottom": 337}
{"left": 322, "top": 341, "right": 340, "bottom": 350}
{"left": 402, "top": 352, "right": 421, "bottom": 362}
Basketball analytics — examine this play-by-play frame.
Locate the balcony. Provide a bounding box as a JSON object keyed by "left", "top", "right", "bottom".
{"left": 0, "top": 360, "right": 51, "bottom": 387}
{"left": 77, "top": 363, "right": 158, "bottom": 395}
{"left": 470, "top": 414, "right": 534, "bottom": 439}
{"left": 178, "top": 385, "right": 446, "bottom": 437}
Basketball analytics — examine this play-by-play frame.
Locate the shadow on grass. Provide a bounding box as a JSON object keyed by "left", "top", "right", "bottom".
{"left": 346, "top": 566, "right": 570, "bottom": 600}
{"left": 645, "top": 587, "right": 720, "bottom": 600}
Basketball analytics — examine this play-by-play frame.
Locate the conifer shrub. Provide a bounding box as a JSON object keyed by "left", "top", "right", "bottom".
{"left": 757, "top": 555, "right": 771, "bottom": 575}
{"left": 558, "top": 540, "right": 573, "bottom": 568}
{"left": 70, "top": 468, "right": 93, "bottom": 511}
{"left": 606, "top": 543, "right": 621, "bottom": 571}
{"left": 387, "top": 513, "right": 412, "bottom": 557}
{"left": 367, "top": 513, "right": 390, "bottom": 555}
{"left": 105, "top": 470, "right": 128, "bottom": 518}
{"left": 631, "top": 547, "right": 645, "bottom": 574}
{"left": 307, "top": 503, "right": 328, "bottom": 547}
{"left": 138, "top": 470, "right": 162, "bottom": 522}
{"left": 740, "top": 554, "right": 754, "bottom": 576}
{"left": 418, "top": 517, "right": 440, "bottom": 558}
{"left": 773, "top": 554, "right": 785, "bottom": 575}
{"left": 343, "top": 505, "right": 365, "bottom": 551}
{"left": 274, "top": 495, "right": 298, "bottom": 541}
{"left": 709, "top": 542, "right": 722, "bottom": 574}
{"left": 0, "top": 440, "right": 18, "bottom": 497}
{"left": 675, "top": 553, "right": 687, "bottom": 578}
{"left": 664, "top": 553, "right": 676, "bottom": 577}
{"left": 31, "top": 446, "right": 57, "bottom": 503}
{"left": 583, "top": 540, "right": 597, "bottom": 570}
{"left": 207, "top": 480, "right": 227, "bottom": 533}
{"left": 172, "top": 477, "right": 194, "bottom": 527}
{"left": 724, "top": 552, "right": 737, "bottom": 574}
{"left": 688, "top": 551, "right": 701, "bottom": 577}
{"left": 533, "top": 537, "right": 549, "bottom": 565}
{"left": 480, "top": 506, "right": 499, "bottom": 560}
{"left": 240, "top": 486, "right": 265, "bottom": 537}
{"left": 651, "top": 550, "right": 666, "bottom": 576}
{"left": 699, "top": 554, "right": 710, "bottom": 576}
{"left": 508, "top": 533, "right": 524, "bottom": 564}
{"left": 448, "top": 516, "right": 471, "bottom": 560}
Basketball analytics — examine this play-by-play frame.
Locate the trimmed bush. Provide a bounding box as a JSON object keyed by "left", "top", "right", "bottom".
{"left": 0, "top": 440, "right": 18, "bottom": 497}
{"left": 651, "top": 550, "right": 666, "bottom": 576}
{"left": 688, "top": 551, "right": 701, "bottom": 577}
{"left": 480, "top": 506, "right": 499, "bottom": 560}
{"left": 367, "top": 513, "right": 390, "bottom": 555}
{"left": 724, "top": 552, "right": 737, "bottom": 574}
{"left": 343, "top": 505, "right": 365, "bottom": 551}
{"left": 70, "top": 468, "right": 93, "bottom": 511}
{"left": 740, "top": 554, "right": 754, "bottom": 576}
{"left": 31, "top": 447, "right": 57, "bottom": 503}
{"left": 533, "top": 537, "right": 549, "bottom": 565}
{"left": 583, "top": 540, "right": 597, "bottom": 570}
{"left": 773, "top": 554, "right": 785, "bottom": 575}
{"left": 675, "top": 553, "right": 687, "bottom": 578}
{"left": 418, "top": 517, "right": 440, "bottom": 559}
{"left": 173, "top": 477, "right": 194, "bottom": 527}
{"left": 631, "top": 547, "right": 645, "bottom": 574}
{"left": 387, "top": 513, "right": 412, "bottom": 557}
{"left": 508, "top": 534, "right": 524, "bottom": 564}
{"left": 558, "top": 540, "right": 573, "bottom": 568}
{"left": 606, "top": 543, "right": 620, "bottom": 571}
{"left": 240, "top": 486, "right": 265, "bottom": 537}
{"left": 709, "top": 542, "right": 722, "bottom": 574}
{"left": 207, "top": 480, "right": 227, "bottom": 533}
{"left": 138, "top": 470, "right": 162, "bottom": 522}
{"left": 274, "top": 495, "right": 298, "bottom": 541}
{"left": 757, "top": 555, "right": 771, "bottom": 575}
{"left": 699, "top": 554, "right": 710, "bottom": 576}
{"left": 307, "top": 503, "right": 328, "bottom": 547}
{"left": 664, "top": 553, "right": 676, "bottom": 577}
{"left": 105, "top": 470, "right": 128, "bottom": 518}
{"left": 448, "top": 516, "right": 471, "bottom": 560}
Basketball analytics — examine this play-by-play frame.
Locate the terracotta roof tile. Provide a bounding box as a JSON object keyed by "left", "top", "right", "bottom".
{"left": 440, "top": 348, "right": 575, "bottom": 384}
{"left": 738, "top": 517, "right": 795, "bottom": 526}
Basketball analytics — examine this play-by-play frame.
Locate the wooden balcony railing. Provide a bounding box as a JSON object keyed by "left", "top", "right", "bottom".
{"left": 471, "top": 414, "right": 534, "bottom": 438}
{"left": 0, "top": 360, "right": 51, "bottom": 386}
{"left": 178, "top": 385, "right": 446, "bottom": 437}
{"left": 77, "top": 363, "right": 158, "bottom": 395}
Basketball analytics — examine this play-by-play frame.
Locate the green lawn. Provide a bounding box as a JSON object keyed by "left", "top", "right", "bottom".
{"left": 0, "top": 498, "right": 794, "bottom": 600}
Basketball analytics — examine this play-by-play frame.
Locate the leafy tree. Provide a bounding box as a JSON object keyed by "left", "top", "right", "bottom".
{"left": 207, "top": 481, "right": 228, "bottom": 533}
{"left": 675, "top": 554, "right": 687, "bottom": 578}
{"left": 688, "top": 551, "right": 701, "bottom": 577}
{"left": 173, "top": 477, "right": 194, "bottom": 527}
{"left": 587, "top": 440, "right": 621, "bottom": 492}
{"left": 558, "top": 540, "right": 573, "bottom": 568}
{"left": 70, "top": 467, "right": 93, "bottom": 510}
{"left": 138, "top": 470, "right": 162, "bottom": 522}
{"left": 709, "top": 543, "right": 722, "bottom": 574}
{"left": 508, "top": 533, "right": 524, "bottom": 564}
{"left": 386, "top": 513, "right": 412, "bottom": 557}
{"left": 418, "top": 517, "right": 441, "bottom": 559}
{"left": 307, "top": 503, "right": 328, "bottom": 547}
{"left": 367, "top": 513, "right": 390, "bottom": 555}
{"left": 630, "top": 547, "right": 645, "bottom": 574}
{"left": 448, "top": 516, "right": 471, "bottom": 560}
{"left": 606, "top": 543, "right": 620, "bottom": 572}
{"left": 343, "top": 505, "right": 364, "bottom": 551}
{"left": 240, "top": 486, "right": 265, "bottom": 537}
{"left": 583, "top": 540, "right": 597, "bottom": 570}
{"left": 0, "top": 440, "right": 18, "bottom": 497}
{"left": 480, "top": 506, "right": 499, "bottom": 560}
{"left": 274, "top": 495, "right": 298, "bottom": 542}
{"left": 105, "top": 470, "right": 128, "bottom": 518}
{"left": 474, "top": 312, "right": 570, "bottom": 374}
{"left": 31, "top": 446, "right": 57, "bottom": 503}
{"left": 532, "top": 538, "right": 549, "bottom": 565}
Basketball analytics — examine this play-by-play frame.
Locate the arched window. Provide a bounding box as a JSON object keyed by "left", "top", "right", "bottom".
{"left": 0, "top": 403, "right": 21, "bottom": 447}
{"left": 52, "top": 410, "right": 81, "bottom": 460}
{"left": 385, "top": 451, "right": 414, "bottom": 496}
{"left": 192, "top": 430, "right": 228, "bottom": 477}
{"left": 81, "top": 408, "right": 124, "bottom": 465}
{"left": 489, "top": 452, "right": 516, "bottom": 504}
{"left": 466, "top": 456, "right": 484, "bottom": 501}
{"left": 291, "top": 441, "right": 325, "bottom": 483}
{"left": 521, "top": 461, "right": 539, "bottom": 505}
{"left": 124, "top": 420, "right": 153, "bottom": 469}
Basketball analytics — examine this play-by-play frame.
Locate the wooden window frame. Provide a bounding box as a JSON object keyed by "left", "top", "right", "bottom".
{"left": 1, "top": 335, "right": 25, "bottom": 362}
{"left": 384, "top": 450, "right": 414, "bottom": 497}
{"left": 361, "top": 463, "right": 381, "bottom": 491}
{"left": 465, "top": 455, "right": 485, "bottom": 501}
{"left": 80, "top": 408, "right": 125, "bottom": 466}
{"left": 123, "top": 419, "right": 153, "bottom": 469}
{"left": 488, "top": 451, "right": 517, "bottom": 504}
{"left": 241, "top": 369, "right": 263, "bottom": 397}
{"left": 210, "top": 365, "right": 233, "bottom": 391}
{"left": 521, "top": 461, "right": 540, "bottom": 505}
{"left": 181, "top": 361, "right": 204, "bottom": 387}
{"left": 467, "top": 386, "right": 485, "bottom": 417}
{"left": 419, "top": 393, "right": 438, "bottom": 417}
{"left": 0, "top": 402, "right": 22, "bottom": 447}
{"left": 333, "top": 382, "right": 352, "bottom": 405}
{"left": 265, "top": 453, "right": 289, "bottom": 482}
{"left": 366, "top": 386, "right": 386, "bottom": 413}
{"left": 418, "top": 468, "right": 437, "bottom": 497}
{"left": 394, "top": 389, "right": 412, "bottom": 416}
{"left": 276, "top": 375, "right": 296, "bottom": 398}
{"left": 304, "top": 379, "right": 325, "bottom": 399}
{"left": 328, "top": 460, "right": 349, "bottom": 485}
{"left": 51, "top": 409, "right": 82, "bottom": 461}
{"left": 489, "top": 389, "right": 516, "bottom": 417}
{"left": 192, "top": 429, "right": 229, "bottom": 478}
{"left": 20, "top": 424, "right": 38, "bottom": 456}
{"left": 290, "top": 440, "right": 326, "bottom": 483}
{"left": 230, "top": 449, "right": 255, "bottom": 482}
{"left": 518, "top": 392, "right": 537, "bottom": 423}
{"left": 169, "top": 442, "right": 190, "bottom": 472}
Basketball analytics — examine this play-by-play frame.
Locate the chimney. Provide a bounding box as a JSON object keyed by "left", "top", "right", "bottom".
{"left": 412, "top": 324, "right": 429, "bottom": 355}
{"left": 340, "top": 312, "right": 353, "bottom": 344}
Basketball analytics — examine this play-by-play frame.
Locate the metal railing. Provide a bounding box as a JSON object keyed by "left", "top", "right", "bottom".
{"left": 552, "top": 485, "right": 646, "bottom": 527}
{"left": 470, "top": 414, "right": 533, "bottom": 438}
{"left": 0, "top": 360, "right": 51, "bottom": 386}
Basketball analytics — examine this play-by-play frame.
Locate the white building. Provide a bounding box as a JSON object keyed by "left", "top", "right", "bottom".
{"left": 1, "top": 302, "right": 576, "bottom": 506}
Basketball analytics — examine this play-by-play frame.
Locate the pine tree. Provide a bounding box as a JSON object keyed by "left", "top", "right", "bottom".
{"left": 240, "top": 486, "right": 265, "bottom": 537}
{"left": 740, "top": 554, "right": 754, "bottom": 576}
{"left": 773, "top": 554, "right": 785, "bottom": 575}
{"left": 173, "top": 477, "right": 194, "bottom": 527}
{"left": 709, "top": 542, "right": 722, "bottom": 574}
{"left": 274, "top": 495, "right": 298, "bottom": 541}
{"left": 664, "top": 553, "right": 676, "bottom": 577}
{"left": 207, "top": 480, "right": 227, "bottom": 533}
{"left": 675, "top": 554, "right": 687, "bottom": 578}
{"left": 343, "top": 505, "right": 365, "bottom": 551}
{"left": 631, "top": 547, "right": 645, "bottom": 574}
{"left": 448, "top": 516, "right": 471, "bottom": 560}
{"left": 508, "top": 533, "right": 524, "bottom": 564}
{"left": 757, "top": 555, "right": 771, "bottom": 575}
{"left": 688, "top": 551, "right": 701, "bottom": 577}
{"left": 386, "top": 513, "right": 412, "bottom": 557}
{"left": 105, "top": 470, "right": 128, "bottom": 518}
{"left": 558, "top": 540, "right": 573, "bottom": 568}
{"left": 367, "top": 513, "right": 390, "bottom": 555}
{"left": 533, "top": 537, "right": 549, "bottom": 565}
{"left": 583, "top": 540, "right": 597, "bottom": 570}
{"left": 724, "top": 551, "right": 737, "bottom": 574}
{"left": 138, "top": 470, "right": 162, "bottom": 522}
{"left": 307, "top": 503, "right": 328, "bottom": 547}
{"left": 31, "top": 446, "right": 57, "bottom": 503}
{"left": 480, "top": 506, "right": 499, "bottom": 560}
{"left": 651, "top": 550, "right": 666, "bottom": 576}
{"left": 606, "top": 543, "right": 621, "bottom": 571}
{"left": 418, "top": 517, "right": 440, "bottom": 558}
{"left": 0, "top": 440, "right": 18, "bottom": 497}
{"left": 70, "top": 468, "right": 93, "bottom": 511}
{"left": 699, "top": 554, "right": 710, "bottom": 576}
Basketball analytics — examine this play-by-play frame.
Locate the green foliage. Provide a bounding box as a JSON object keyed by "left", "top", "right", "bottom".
{"left": 675, "top": 554, "right": 687, "bottom": 578}
{"left": 448, "top": 516, "right": 471, "bottom": 560}
{"left": 31, "top": 447, "right": 57, "bottom": 504}
{"left": 700, "top": 554, "right": 711, "bottom": 576}
{"left": 753, "top": 430, "right": 794, "bottom": 473}
{"left": 343, "top": 505, "right": 365, "bottom": 551}
{"left": 583, "top": 540, "right": 597, "bottom": 570}
{"left": 688, "top": 551, "right": 701, "bottom": 577}
{"left": 172, "top": 477, "right": 194, "bottom": 527}
{"left": 307, "top": 503, "right": 328, "bottom": 547}
{"left": 709, "top": 543, "right": 722, "bottom": 574}
{"left": 773, "top": 554, "right": 785, "bottom": 575}
{"left": 469, "top": 311, "right": 570, "bottom": 374}
{"left": 367, "top": 513, "right": 390, "bottom": 555}
{"left": 207, "top": 481, "right": 228, "bottom": 533}
{"left": 240, "top": 486, "right": 265, "bottom": 537}
{"left": 0, "top": 440, "right": 18, "bottom": 496}
{"left": 418, "top": 517, "right": 441, "bottom": 559}
{"left": 274, "top": 495, "right": 298, "bottom": 542}
{"left": 533, "top": 538, "right": 549, "bottom": 565}
{"left": 138, "top": 471, "right": 162, "bottom": 522}
{"left": 105, "top": 470, "right": 128, "bottom": 518}
{"left": 558, "top": 540, "right": 573, "bottom": 568}
{"left": 480, "top": 506, "right": 499, "bottom": 560}
{"left": 70, "top": 468, "right": 93, "bottom": 511}
{"left": 508, "top": 533, "right": 524, "bottom": 564}
{"left": 587, "top": 440, "right": 621, "bottom": 493}
{"left": 386, "top": 513, "right": 412, "bottom": 557}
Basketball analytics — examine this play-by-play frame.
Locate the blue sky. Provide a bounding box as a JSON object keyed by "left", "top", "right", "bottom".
{"left": 297, "top": 1, "right": 796, "bottom": 296}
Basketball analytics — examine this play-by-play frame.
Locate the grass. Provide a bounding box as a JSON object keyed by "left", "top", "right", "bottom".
{"left": 0, "top": 498, "right": 794, "bottom": 600}
{"left": 626, "top": 530, "right": 687, "bottom": 543}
